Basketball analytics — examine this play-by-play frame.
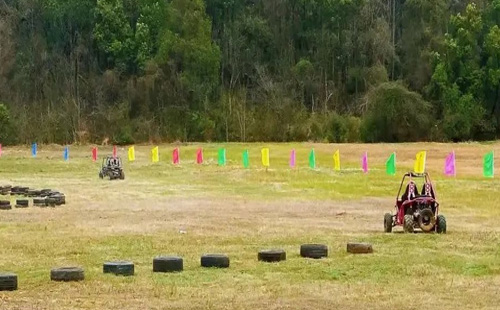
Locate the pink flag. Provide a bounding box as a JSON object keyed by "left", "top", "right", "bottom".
{"left": 444, "top": 151, "right": 456, "bottom": 176}
{"left": 112, "top": 145, "right": 117, "bottom": 158}
{"left": 173, "top": 148, "right": 180, "bottom": 165}
{"left": 362, "top": 152, "right": 368, "bottom": 173}
{"left": 92, "top": 147, "right": 98, "bottom": 162}
{"left": 196, "top": 148, "right": 203, "bottom": 164}
{"left": 289, "top": 149, "right": 296, "bottom": 168}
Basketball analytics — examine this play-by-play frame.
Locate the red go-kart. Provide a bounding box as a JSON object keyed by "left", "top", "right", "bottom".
{"left": 384, "top": 172, "right": 446, "bottom": 233}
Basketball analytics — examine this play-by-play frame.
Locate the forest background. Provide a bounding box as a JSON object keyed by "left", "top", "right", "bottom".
{"left": 1, "top": 0, "right": 500, "bottom": 145}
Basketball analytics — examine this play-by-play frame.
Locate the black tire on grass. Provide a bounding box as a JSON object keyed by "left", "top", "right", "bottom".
{"left": 103, "top": 261, "right": 134, "bottom": 276}
{"left": 258, "top": 249, "right": 286, "bottom": 262}
{"left": 0, "top": 273, "right": 18, "bottom": 291}
{"left": 201, "top": 254, "right": 230, "bottom": 268}
{"left": 347, "top": 243, "right": 373, "bottom": 254}
{"left": 33, "top": 198, "right": 46, "bottom": 207}
{"left": 0, "top": 201, "right": 11, "bottom": 210}
{"left": 51, "top": 195, "right": 64, "bottom": 206}
{"left": 153, "top": 256, "right": 183, "bottom": 273}
{"left": 18, "top": 187, "right": 29, "bottom": 195}
{"left": 300, "top": 244, "right": 328, "bottom": 259}
{"left": 15, "top": 199, "right": 29, "bottom": 208}
{"left": 46, "top": 198, "right": 56, "bottom": 207}
{"left": 50, "top": 267, "right": 84, "bottom": 282}
{"left": 58, "top": 195, "right": 66, "bottom": 205}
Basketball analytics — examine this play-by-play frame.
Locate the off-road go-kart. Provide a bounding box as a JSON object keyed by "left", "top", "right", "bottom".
{"left": 384, "top": 172, "right": 446, "bottom": 233}
{"left": 99, "top": 156, "right": 125, "bottom": 180}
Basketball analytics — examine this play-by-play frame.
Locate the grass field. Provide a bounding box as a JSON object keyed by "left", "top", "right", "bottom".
{"left": 1, "top": 142, "right": 500, "bottom": 310}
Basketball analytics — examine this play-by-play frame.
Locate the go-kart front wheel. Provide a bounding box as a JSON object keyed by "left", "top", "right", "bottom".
{"left": 436, "top": 214, "right": 447, "bottom": 234}
{"left": 403, "top": 215, "right": 414, "bottom": 233}
{"left": 384, "top": 213, "right": 393, "bottom": 233}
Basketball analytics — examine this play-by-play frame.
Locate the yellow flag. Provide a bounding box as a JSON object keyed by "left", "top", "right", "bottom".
{"left": 261, "top": 148, "right": 270, "bottom": 167}
{"left": 151, "top": 146, "right": 159, "bottom": 163}
{"left": 333, "top": 150, "right": 340, "bottom": 171}
{"left": 128, "top": 146, "right": 135, "bottom": 162}
{"left": 414, "top": 151, "right": 426, "bottom": 173}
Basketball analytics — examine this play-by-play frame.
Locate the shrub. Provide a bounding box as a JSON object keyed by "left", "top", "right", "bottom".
{"left": 189, "top": 112, "right": 216, "bottom": 141}
{"left": 327, "top": 113, "right": 349, "bottom": 143}
{"left": 308, "top": 113, "right": 329, "bottom": 142}
{"left": 361, "top": 82, "right": 433, "bottom": 142}
{"left": 114, "top": 125, "right": 135, "bottom": 145}
{"left": 0, "top": 103, "right": 16, "bottom": 145}
{"left": 346, "top": 116, "right": 361, "bottom": 142}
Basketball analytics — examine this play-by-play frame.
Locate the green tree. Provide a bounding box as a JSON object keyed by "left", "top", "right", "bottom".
{"left": 428, "top": 3, "right": 486, "bottom": 141}
{"left": 157, "top": 0, "right": 221, "bottom": 108}
{"left": 94, "top": 0, "right": 135, "bottom": 72}
{"left": 401, "top": 0, "right": 448, "bottom": 91}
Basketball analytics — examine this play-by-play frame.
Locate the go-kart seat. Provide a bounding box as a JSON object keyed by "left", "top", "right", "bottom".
{"left": 421, "top": 183, "right": 435, "bottom": 198}
{"left": 401, "top": 181, "right": 419, "bottom": 201}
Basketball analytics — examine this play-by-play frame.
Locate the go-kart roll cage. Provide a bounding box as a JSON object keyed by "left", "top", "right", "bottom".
{"left": 396, "top": 172, "right": 437, "bottom": 201}
{"left": 102, "top": 156, "right": 122, "bottom": 168}
{"left": 394, "top": 172, "right": 440, "bottom": 225}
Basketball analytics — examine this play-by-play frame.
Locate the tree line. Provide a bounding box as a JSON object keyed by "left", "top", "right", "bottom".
{"left": 0, "top": 0, "right": 499, "bottom": 145}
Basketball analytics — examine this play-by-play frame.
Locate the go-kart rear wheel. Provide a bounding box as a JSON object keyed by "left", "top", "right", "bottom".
{"left": 119, "top": 171, "right": 125, "bottom": 180}
{"left": 403, "top": 214, "right": 414, "bottom": 233}
{"left": 436, "top": 214, "right": 447, "bottom": 234}
{"left": 384, "top": 213, "right": 393, "bottom": 233}
{"left": 418, "top": 208, "right": 436, "bottom": 233}
{"left": 99, "top": 172, "right": 104, "bottom": 179}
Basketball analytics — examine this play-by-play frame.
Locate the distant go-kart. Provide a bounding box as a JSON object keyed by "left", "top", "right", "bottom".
{"left": 384, "top": 172, "right": 446, "bottom": 234}
{"left": 99, "top": 156, "right": 125, "bottom": 180}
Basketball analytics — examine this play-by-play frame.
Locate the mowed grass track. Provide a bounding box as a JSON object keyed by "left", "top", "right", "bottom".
{"left": 0, "top": 142, "right": 499, "bottom": 310}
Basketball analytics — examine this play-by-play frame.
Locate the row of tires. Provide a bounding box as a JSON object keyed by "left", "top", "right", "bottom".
{"left": 0, "top": 243, "right": 373, "bottom": 291}
{"left": 0, "top": 186, "right": 58, "bottom": 197}
{"left": 0, "top": 196, "right": 66, "bottom": 210}
{"left": 0, "top": 186, "right": 66, "bottom": 210}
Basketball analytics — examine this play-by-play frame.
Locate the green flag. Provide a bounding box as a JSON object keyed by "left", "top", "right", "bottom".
{"left": 218, "top": 148, "right": 226, "bottom": 166}
{"left": 484, "top": 151, "right": 494, "bottom": 178}
{"left": 386, "top": 152, "right": 396, "bottom": 175}
{"left": 309, "top": 149, "right": 316, "bottom": 169}
{"left": 243, "top": 149, "right": 250, "bottom": 168}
